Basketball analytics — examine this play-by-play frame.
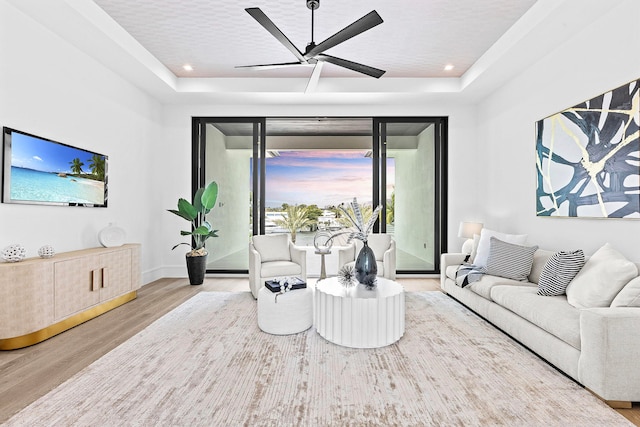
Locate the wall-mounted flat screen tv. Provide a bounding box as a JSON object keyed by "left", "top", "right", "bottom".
{"left": 2, "top": 127, "right": 108, "bottom": 207}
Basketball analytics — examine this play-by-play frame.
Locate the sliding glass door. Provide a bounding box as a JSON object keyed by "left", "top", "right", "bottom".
{"left": 193, "top": 116, "right": 447, "bottom": 275}
{"left": 373, "top": 118, "right": 447, "bottom": 273}
{"left": 192, "top": 118, "right": 264, "bottom": 273}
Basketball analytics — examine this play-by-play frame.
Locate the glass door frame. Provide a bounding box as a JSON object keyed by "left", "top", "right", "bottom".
{"left": 192, "top": 117, "right": 265, "bottom": 274}
{"left": 373, "top": 117, "right": 448, "bottom": 274}
{"left": 193, "top": 116, "right": 447, "bottom": 275}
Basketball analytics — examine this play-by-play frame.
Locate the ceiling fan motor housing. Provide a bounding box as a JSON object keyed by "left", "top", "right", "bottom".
{"left": 306, "top": 0, "right": 319, "bottom": 10}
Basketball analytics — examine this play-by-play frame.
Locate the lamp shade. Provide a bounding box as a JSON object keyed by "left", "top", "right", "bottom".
{"left": 458, "top": 221, "right": 483, "bottom": 239}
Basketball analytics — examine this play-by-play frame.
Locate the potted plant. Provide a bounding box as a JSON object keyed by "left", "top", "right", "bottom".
{"left": 167, "top": 181, "right": 219, "bottom": 285}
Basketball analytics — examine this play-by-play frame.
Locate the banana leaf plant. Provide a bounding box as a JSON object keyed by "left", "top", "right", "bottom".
{"left": 168, "top": 181, "right": 219, "bottom": 256}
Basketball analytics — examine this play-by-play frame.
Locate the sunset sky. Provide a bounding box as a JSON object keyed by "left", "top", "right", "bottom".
{"left": 261, "top": 151, "right": 395, "bottom": 208}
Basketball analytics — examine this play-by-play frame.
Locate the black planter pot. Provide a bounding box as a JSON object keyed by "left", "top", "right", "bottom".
{"left": 355, "top": 241, "right": 377, "bottom": 289}
{"left": 186, "top": 253, "right": 208, "bottom": 285}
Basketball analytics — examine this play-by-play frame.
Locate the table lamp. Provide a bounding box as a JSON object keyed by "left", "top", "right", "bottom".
{"left": 458, "top": 221, "right": 483, "bottom": 254}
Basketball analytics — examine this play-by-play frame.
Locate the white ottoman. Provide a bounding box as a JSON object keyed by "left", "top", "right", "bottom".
{"left": 257, "top": 286, "right": 313, "bottom": 335}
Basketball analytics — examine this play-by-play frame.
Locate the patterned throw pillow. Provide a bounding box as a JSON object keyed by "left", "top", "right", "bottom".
{"left": 484, "top": 237, "right": 538, "bottom": 281}
{"left": 537, "top": 250, "right": 585, "bottom": 296}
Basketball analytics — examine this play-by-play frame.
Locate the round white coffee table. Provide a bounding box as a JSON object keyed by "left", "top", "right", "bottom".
{"left": 314, "top": 277, "right": 405, "bottom": 348}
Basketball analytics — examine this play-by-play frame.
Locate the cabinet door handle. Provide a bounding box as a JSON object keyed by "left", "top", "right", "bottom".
{"left": 92, "top": 269, "right": 100, "bottom": 291}
{"left": 102, "top": 267, "right": 108, "bottom": 288}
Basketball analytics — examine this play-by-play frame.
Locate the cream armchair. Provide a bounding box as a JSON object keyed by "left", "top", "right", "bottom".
{"left": 249, "top": 234, "right": 307, "bottom": 299}
{"left": 337, "top": 234, "right": 396, "bottom": 280}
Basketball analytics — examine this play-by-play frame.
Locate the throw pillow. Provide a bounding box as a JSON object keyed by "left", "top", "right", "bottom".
{"left": 367, "top": 234, "right": 392, "bottom": 261}
{"left": 252, "top": 234, "right": 291, "bottom": 263}
{"left": 610, "top": 276, "right": 640, "bottom": 307}
{"left": 473, "top": 228, "right": 528, "bottom": 268}
{"left": 484, "top": 237, "right": 538, "bottom": 281}
{"left": 528, "top": 249, "right": 555, "bottom": 284}
{"left": 537, "top": 250, "right": 585, "bottom": 296}
{"left": 566, "top": 243, "right": 638, "bottom": 308}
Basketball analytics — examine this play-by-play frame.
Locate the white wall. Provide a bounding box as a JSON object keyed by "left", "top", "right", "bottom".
{"left": 0, "top": 1, "right": 163, "bottom": 278}
{"left": 476, "top": 0, "right": 640, "bottom": 260}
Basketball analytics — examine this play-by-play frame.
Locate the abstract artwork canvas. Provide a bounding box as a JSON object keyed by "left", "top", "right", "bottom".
{"left": 536, "top": 79, "right": 640, "bottom": 218}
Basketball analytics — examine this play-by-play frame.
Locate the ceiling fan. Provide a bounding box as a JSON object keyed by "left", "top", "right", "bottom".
{"left": 237, "top": 0, "right": 385, "bottom": 90}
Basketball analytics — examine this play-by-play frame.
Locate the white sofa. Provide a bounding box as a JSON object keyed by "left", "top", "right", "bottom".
{"left": 441, "top": 248, "right": 640, "bottom": 407}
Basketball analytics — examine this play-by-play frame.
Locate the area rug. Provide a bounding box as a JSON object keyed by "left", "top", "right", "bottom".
{"left": 6, "top": 292, "right": 632, "bottom": 426}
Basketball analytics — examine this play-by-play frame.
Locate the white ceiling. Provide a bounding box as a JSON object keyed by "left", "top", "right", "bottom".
{"left": 7, "top": 0, "right": 617, "bottom": 102}
{"left": 91, "top": 0, "right": 537, "bottom": 79}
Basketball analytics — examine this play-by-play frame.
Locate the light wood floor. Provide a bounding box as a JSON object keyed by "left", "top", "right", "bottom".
{"left": 0, "top": 277, "right": 638, "bottom": 425}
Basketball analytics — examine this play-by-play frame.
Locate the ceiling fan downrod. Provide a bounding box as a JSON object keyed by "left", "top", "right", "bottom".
{"left": 307, "top": 0, "right": 319, "bottom": 51}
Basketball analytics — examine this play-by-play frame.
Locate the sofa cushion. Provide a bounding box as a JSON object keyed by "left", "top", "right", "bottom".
{"left": 528, "top": 249, "right": 555, "bottom": 284}
{"left": 490, "top": 285, "right": 581, "bottom": 350}
{"left": 611, "top": 276, "right": 640, "bottom": 307}
{"left": 473, "top": 228, "right": 528, "bottom": 267}
{"left": 252, "top": 234, "right": 291, "bottom": 263}
{"left": 537, "top": 250, "right": 585, "bottom": 296}
{"left": 566, "top": 243, "right": 637, "bottom": 308}
{"left": 467, "top": 275, "right": 536, "bottom": 301}
{"left": 484, "top": 237, "right": 538, "bottom": 281}
{"left": 260, "top": 260, "right": 301, "bottom": 278}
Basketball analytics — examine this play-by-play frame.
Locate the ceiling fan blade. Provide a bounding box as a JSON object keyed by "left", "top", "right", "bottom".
{"left": 236, "top": 61, "right": 307, "bottom": 70}
{"left": 305, "top": 61, "right": 324, "bottom": 93}
{"left": 317, "top": 54, "right": 385, "bottom": 78}
{"left": 245, "top": 8, "right": 306, "bottom": 63}
{"left": 304, "top": 10, "right": 383, "bottom": 58}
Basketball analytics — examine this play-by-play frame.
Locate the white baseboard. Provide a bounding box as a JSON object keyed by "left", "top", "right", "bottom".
{"left": 142, "top": 265, "right": 185, "bottom": 284}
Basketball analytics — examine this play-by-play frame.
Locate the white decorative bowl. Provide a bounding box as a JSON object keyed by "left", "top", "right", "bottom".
{"left": 98, "top": 223, "right": 126, "bottom": 247}
{"left": 38, "top": 245, "right": 56, "bottom": 258}
{"left": 2, "top": 244, "right": 27, "bottom": 262}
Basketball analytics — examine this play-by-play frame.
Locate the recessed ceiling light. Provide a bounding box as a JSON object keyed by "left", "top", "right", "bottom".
{"left": 183, "top": 64, "right": 194, "bottom": 72}
{"left": 444, "top": 64, "right": 454, "bottom": 71}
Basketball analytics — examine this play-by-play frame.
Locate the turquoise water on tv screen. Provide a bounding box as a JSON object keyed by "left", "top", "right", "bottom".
{"left": 10, "top": 166, "right": 105, "bottom": 204}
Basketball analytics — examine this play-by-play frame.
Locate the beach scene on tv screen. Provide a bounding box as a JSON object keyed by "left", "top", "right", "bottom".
{"left": 10, "top": 132, "right": 106, "bottom": 205}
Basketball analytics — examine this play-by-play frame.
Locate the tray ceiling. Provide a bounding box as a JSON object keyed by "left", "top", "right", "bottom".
{"left": 92, "top": 0, "right": 537, "bottom": 79}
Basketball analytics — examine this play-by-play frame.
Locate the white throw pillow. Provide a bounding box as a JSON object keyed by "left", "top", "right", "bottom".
{"left": 367, "top": 234, "right": 392, "bottom": 261}
{"left": 611, "top": 275, "right": 640, "bottom": 307}
{"left": 473, "top": 228, "right": 528, "bottom": 268}
{"left": 252, "top": 234, "right": 291, "bottom": 263}
{"left": 566, "top": 243, "right": 638, "bottom": 308}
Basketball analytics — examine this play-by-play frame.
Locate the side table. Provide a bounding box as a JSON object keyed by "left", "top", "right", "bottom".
{"left": 315, "top": 249, "right": 331, "bottom": 280}
{"left": 257, "top": 286, "right": 313, "bottom": 335}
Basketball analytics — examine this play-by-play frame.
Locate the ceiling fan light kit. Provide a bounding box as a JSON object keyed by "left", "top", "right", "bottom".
{"left": 238, "top": 0, "right": 385, "bottom": 89}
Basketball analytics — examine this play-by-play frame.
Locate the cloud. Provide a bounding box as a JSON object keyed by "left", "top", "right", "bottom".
{"left": 264, "top": 150, "right": 395, "bottom": 208}
{"left": 33, "top": 156, "right": 43, "bottom": 161}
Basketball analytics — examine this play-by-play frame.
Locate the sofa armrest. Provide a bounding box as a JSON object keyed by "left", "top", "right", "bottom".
{"left": 289, "top": 242, "right": 307, "bottom": 281}
{"left": 383, "top": 239, "right": 396, "bottom": 280}
{"left": 440, "top": 253, "right": 466, "bottom": 288}
{"left": 579, "top": 307, "right": 640, "bottom": 402}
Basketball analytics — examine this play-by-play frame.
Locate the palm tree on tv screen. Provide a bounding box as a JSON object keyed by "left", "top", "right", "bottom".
{"left": 89, "top": 154, "right": 105, "bottom": 181}
{"left": 69, "top": 158, "right": 84, "bottom": 175}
